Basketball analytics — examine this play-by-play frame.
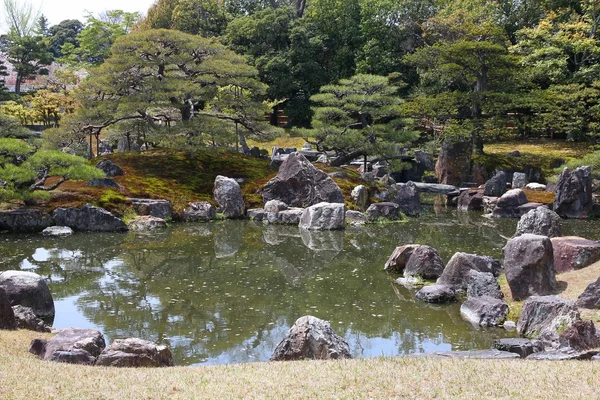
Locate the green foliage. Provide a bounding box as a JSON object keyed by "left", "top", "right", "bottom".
{"left": 0, "top": 114, "right": 32, "bottom": 138}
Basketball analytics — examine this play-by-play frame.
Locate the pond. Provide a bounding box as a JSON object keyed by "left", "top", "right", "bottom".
{"left": 2, "top": 205, "right": 600, "bottom": 365}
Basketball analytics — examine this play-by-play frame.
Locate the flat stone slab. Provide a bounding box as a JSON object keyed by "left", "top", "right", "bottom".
{"left": 410, "top": 350, "right": 519, "bottom": 359}
{"left": 412, "top": 182, "right": 458, "bottom": 195}
{"left": 492, "top": 338, "right": 535, "bottom": 358}
{"left": 526, "top": 350, "right": 600, "bottom": 360}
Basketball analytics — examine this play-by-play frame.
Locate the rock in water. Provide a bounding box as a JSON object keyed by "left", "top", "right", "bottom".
{"left": 299, "top": 202, "right": 345, "bottom": 230}
{"left": 345, "top": 210, "right": 368, "bottom": 225}
{"left": 53, "top": 204, "right": 128, "bottom": 232}
{"left": 577, "top": 277, "right": 600, "bottom": 309}
{"left": 457, "top": 190, "right": 484, "bottom": 212}
{"left": 95, "top": 158, "right": 124, "bottom": 177}
{"left": 130, "top": 199, "right": 172, "bottom": 219}
{"left": 365, "top": 202, "right": 401, "bottom": 221}
{"left": 484, "top": 171, "right": 507, "bottom": 197}
{"left": 514, "top": 207, "right": 562, "bottom": 238}
{"left": 213, "top": 175, "right": 245, "bottom": 218}
{"left": 182, "top": 202, "right": 216, "bottom": 222}
{"left": 270, "top": 316, "right": 351, "bottom": 361}
{"left": 384, "top": 244, "right": 419, "bottom": 273}
{"left": 391, "top": 182, "right": 421, "bottom": 216}
{"left": 128, "top": 216, "right": 167, "bottom": 231}
{"left": 42, "top": 226, "right": 74, "bottom": 237}
{"left": 437, "top": 252, "right": 502, "bottom": 291}
{"left": 262, "top": 153, "right": 344, "bottom": 207}
{"left": 95, "top": 338, "right": 174, "bottom": 367}
{"left": 554, "top": 166, "right": 593, "bottom": 218}
{"left": 551, "top": 236, "right": 600, "bottom": 273}
{"left": 403, "top": 245, "right": 445, "bottom": 280}
{"left": 503, "top": 234, "right": 556, "bottom": 301}
{"left": 0, "top": 271, "right": 54, "bottom": 319}
{"left": 0, "top": 208, "right": 54, "bottom": 233}
{"left": 0, "top": 287, "right": 16, "bottom": 330}
{"left": 466, "top": 270, "right": 504, "bottom": 299}
{"left": 415, "top": 285, "right": 456, "bottom": 303}
{"left": 460, "top": 296, "right": 509, "bottom": 327}
{"left": 517, "top": 296, "right": 580, "bottom": 339}
{"left": 491, "top": 189, "right": 528, "bottom": 218}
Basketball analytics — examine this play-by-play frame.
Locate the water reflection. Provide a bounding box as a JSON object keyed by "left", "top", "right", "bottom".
{"left": 3, "top": 213, "right": 598, "bottom": 365}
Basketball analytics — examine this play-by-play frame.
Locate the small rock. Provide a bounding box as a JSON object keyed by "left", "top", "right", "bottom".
{"left": 415, "top": 285, "right": 456, "bottom": 303}
{"left": 460, "top": 296, "right": 509, "bottom": 327}
{"left": 526, "top": 182, "right": 547, "bottom": 191}
{"left": 130, "top": 199, "right": 172, "bottom": 219}
{"left": 365, "top": 202, "right": 401, "bottom": 221}
{"left": 457, "top": 190, "right": 484, "bottom": 212}
{"left": 87, "top": 178, "right": 120, "bottom": 189}
{"left": 264, "top": 200, "right": 288, "bottom": 213}
{"left": 576, "top": 277, "right": 600, "bottom": 309}
{"left": 484, "top": 171, "right": 507, "bottom": 197}
{"left": 42, "top": 226, "right": 73, "bottom": 237}
{"left": 517, "top": 295, "right": 580, "bottom": 339}
{"left": 384, "top": 244, "right": 419, "bottom": 273}
{"left": 247, "top": 208, "right": 267, "bottom": 221}
{"left": 31, "top": 327, "right": 106, "bottom": 364}
{"left": 345, "top": 210, "right": 368, "bottom": 225}
{"left": 267, "top": 208, "right": 305, "bottom": 225}
{"left": 491, "top": 189, "right": 528, "bottom": 218}
{"left": 503, "top": 321, "right": 517, "bottom": 331}
{"left": 404, "top": 245, "right": 445, "bottom": 280}
{"left": 182, "top": 202, "right": 216, "bottom": 222}
{"left": 437, "top": 252, "right": 502, "bottom": 291}
{"left": 492, "top": 338, "right": 534, "bottom": 358}
{"left": 351, "top": 185, "right": 369, "bottom": 211}
{"left": 391, "top": 182, "right": 421, "bottom": 217}
{"left": 128, "top": 216, "right": 167, "bottom": 231}
{"left": 512, "top": 172, "right": 528, "bottom": 189}
{"left": 0, "top": 287, "right": 16, "bottom": 330}
{"left": 554, "top": 166, "right": 593, "bottom": 219}
{"left": 12, "top": 305, "right": 51, "bottom": 332}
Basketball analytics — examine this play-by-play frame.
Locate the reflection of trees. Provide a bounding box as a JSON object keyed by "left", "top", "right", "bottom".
{"left": 0, "top": 217, "right": 525, "bottom": 365}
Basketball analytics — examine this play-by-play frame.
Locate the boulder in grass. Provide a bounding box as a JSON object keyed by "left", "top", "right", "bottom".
{"left": 460, "top": 296, "right": 509, "bottom": 327}
{"left": 503, "top": 234, "right": 556, "bottom": 301}
{"left": 298, "top": 202, "right": 345, "bottom": 231}
{"left": 553, "top": 166, "right": 593, "bottom": 219}
{"left": 576, "top": 277, "right": 600, "bottom": 309}
{"left": 270, "top": 316, "right": 351, "bottom": 361}
{"left": 0, "top": 287, "right": 16, "bottom": 330}
{"left": 95, "top": 338, "right": 174, "bottom": 368}
{"left": 0, "top": 271, "right": 54, "bottom": 319}
{"left": 517, "top": 295, "right": 580, "bottom": 339}
{"left": 415, "top": 284, "right": 456, "bottom": 303}
{"left": 13, "top": 306, "right": 51, "bottom": 332}
{"left": 95, "top": 158, "right": 124, "bottom": 177}
{"left": 30, "top": 327, "right": 106, "bottom": 365}
{"left": 213, "top": 175, "right": 245, "bottom": 218}
{"left": 558, "top": 320, "right": 600, "bottom": 351}
{"left": 514, "top": 207, "right": 562, "bottom": 238}
{"left": 551, "top": 236, "right": 600, "bottom": 274}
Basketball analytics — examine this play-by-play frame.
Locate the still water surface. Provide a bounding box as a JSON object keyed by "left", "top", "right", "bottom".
{"left": 2, "top": 207, "right": 599, "bottom": 365}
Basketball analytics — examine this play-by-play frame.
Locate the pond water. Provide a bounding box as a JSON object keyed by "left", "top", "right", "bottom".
{"left": 2, "top": 204, "right": 600, "bottom": 365}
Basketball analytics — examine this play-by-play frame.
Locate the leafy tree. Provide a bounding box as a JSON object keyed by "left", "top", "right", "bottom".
{"left": 170, "top": 0, "right": 230, "bottom": 37}
{"left": 1, "top": 34, "right": 53, "bottom": 94}
{"left": 299, "top": 74, "right": 418, "bottom": 167}
{"left": 47, "top": 19, "right": 83, "bottom": 58}
{"left": 2, "top": 0, "right": 39, "bottom": 37}
{"left": 66, "top": 29, "right": 279, "bottom": 157}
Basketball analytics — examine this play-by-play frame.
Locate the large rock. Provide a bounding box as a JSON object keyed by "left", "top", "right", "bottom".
{"left": 415, "top": 284, "right": 456, "bottom": 303}
{"left": 182, "top": 201, "right": 216, "bottom": 222}
{"left": 12, "top": 305, "right": 51, "bottom": 332}
{"left": 267, "top": 208, "right": 305, "bottom": 225}
{"left": 0, "top": 271, "right": 54, "bottom": 319}
{"left": 53, "top": 204, "right": 127, "bottom": 232}
{"left": 95, "top": 338, "right": 174, "bottom": 367}
{"left": 437, "top": 252, "right": 502, "bottom": 291}
{"left": 130, "top": 199, "right": 172, "bottom": 219}
{"left": 517, "top": 296, "right": 580, "bottom": 339}
{"left": 576, "top": 277, "right": 600, "bottom": 309}
{"left": 512, "top": 172, "right": 528, "bottom": 189}
{"left": 551, "top": 236, "right": 600, "bottom": 274}
{"left": 492, "top": 338, "right": 535, "bottom": 358}
{"left": 466, "top": 270, "right": 504, "bottom": 299}
{"left": 404, "top": 245, "right": 445, "bottom": 280}
{"left": 504, "top": 234, "right": 556, "bottom": 301}
{"left": 95, "top": 158, "right": 124, "bottom": 177}
{"left": 514, "top": 207, "right": 562, "bottom": 238}
{"left": 384, "top": 244, "right": 420, "bottom": 273}
{"left": 484, "top": 171, "right": 507, "bottom": 197}
{"left": 0, "top": 287, "right": 16, "bottom": 330}
{"left": 558, "top": 320, "right": 600, "bottom": 351}
{"left": 491, "top": 189, "right": 528, "bottom": 218}
{"left": 460, "top": 296, "right": 509, "bottom": 327}
{"left": 128, "top": 216, "right": 167, "bottom": 231}
{"left": 391, "top": 182, "right": 421, "bottom": 216}
{"left": 435, "top": 139, "right": 471, "bottom": 186}
{"left": 457, "top": 190, "right": 484, "bottom": 212}
{"left": 262, "top": 153, "right": 344, "bottom": 207}
{"left": 270, "top": 316, "right": 351, "bottom": 361}
{"left": 351, "top": 185, "right": 369, "bottom": 211}
{"left": 365, "top": 202, "right": 401, "bottom": 221}
{"left": 299, "top": 202, "right": 345, "bottom": 230}
{"left": 213, "top": 175, "right": 245, "bottom": 218}
{"left": 30, "top": 327, "right": 106, "bottom": 364}
{"left": 0, "top": 208, "right": 54, "bottom": 233}
{"left": 554, "top": 166, "right": 593, "bottom": 219}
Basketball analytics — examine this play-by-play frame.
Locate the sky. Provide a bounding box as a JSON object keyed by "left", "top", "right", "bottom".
{"left": 30, "top": 0, "right": 156, "bottom": 26}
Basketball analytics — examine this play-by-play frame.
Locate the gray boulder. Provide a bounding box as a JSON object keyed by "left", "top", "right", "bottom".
{"left": 551, "top": 236, "right": 600, "bottom": 274}
{"left": 30, "top": 327, "right": 106, "bottom": 364}
{"left": 554, "top": 166, "right": 593, "bottom": 219}
{"left": 299, "top": 202, "right": 345, "bottom": 230}
{"left": 128, "top": 216, "right": 167, "bottom": 231}
{"left": 512, "top": 172, "right": 528, "bottom": 189}
{"left": 514, "top": 207, "right": 562, "bottom": 238}
{"left": 182, "top": 202, "right": 216, "bottom": 222}
{"left": 384, "top": 244, "right": 420, "bottom": 273}
{"left": 351, "top": 185, "right": 369, "bottom": 211}
{"left": 484, "top": 171, "right": 507, "bottom": 197}
{"left": 576, "top": 277, "right": 600, "bottom": 309}
{"left": 504, "top": 234, "right": 556, "bottom": 301}
{"left": 53, "top": 204, "right": 127, "bottom": 232}
{"left": 437, "top": 252, "right": 502, "bottom": 291}
{"left": 415, "top": 284, "right": 456, "bottom": 303}
{"left": 466, "top": 270, "right": 504, "bottom": 299}
{"left": 267, "top": 208, "right": 305, "bottom": 225}
{"left": 517, "top": 296, "right": 581, "bottom": 339}
{"left": 491, "top": 189, "right": 528, "bottom": 218}
{"left": 391, "top": 182, "right": 421, "bottom": 217}
{"left": 270, "top": 316, "right": 351, "bottom": 361}
{"left": 42, "top": 226, "right": 73, "bottom": 237}
{"left": 0, "top": 271, "right": 54, "bottom": 319}
{"left": 130, "top": 199, "right": 172, "bottom": 219}
{"left": 12, "top": 305, "right": 51, "bottom": 332}
{"left": 0, "top": 287, "right": 16, "bottom": 330}
{"left": 492, "top": 338, "right": 535, "bottom": 358}
{"left": 264, "top": 200, "right": 288, "bottom": 213}
{"left": 457, "top": 190, "right": 484, "bottom": 212}
{"left": 0, "top": 208, "right": 54, "bottom": 232}
{"left": 558, "top": 320, "right": 600, "bottom": 351}
{"left": 95, "top": 159, "right": 124, "bottom": 177}
{"left": 460, "top": 296, "right": 509, "bottom": 327}
{"left": 247, "top": 208, "right": 267, "bottom": 221}
{"left": 87, "top": 178, "right": 120, "bottom": 189}
{"left": 404, "top": 245, "right": 445, "bottom": 280}
{"left": 262, "top": 153, "right": 344, "bottom": 207}
{"left": 365, "top": 202, "right": 401, "bottom": 221}
{"left": 95, "top": 338, "right": 174, "bottom": 367}
{"left": 345, "top": 210, "right": 368, "bottom": 225}
{"left": 213, "top": 175, "right": 245, "bottom": 218}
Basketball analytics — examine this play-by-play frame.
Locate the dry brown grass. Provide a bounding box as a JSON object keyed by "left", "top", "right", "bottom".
{"left": 2, "top": 330, "right": 600, "bottom": 400}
